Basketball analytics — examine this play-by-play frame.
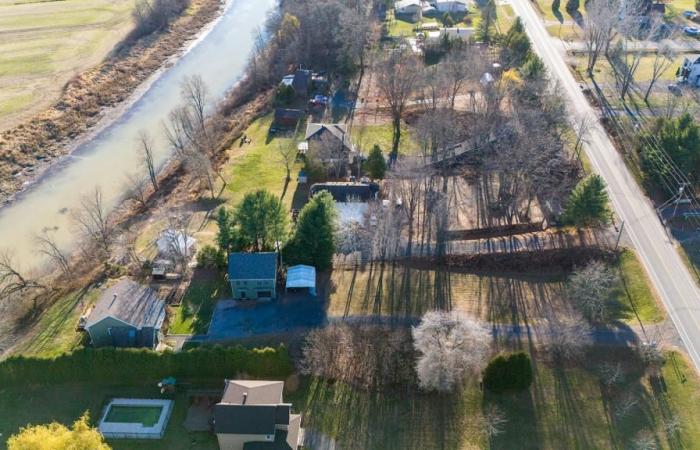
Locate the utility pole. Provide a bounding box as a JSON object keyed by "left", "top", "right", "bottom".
{"left": 615, "top": 220, "right": 625, "bottom": 251}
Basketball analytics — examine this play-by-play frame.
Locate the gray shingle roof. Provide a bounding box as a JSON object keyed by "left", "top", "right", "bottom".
{"left": 228, "top": 253, "right": 278, "bottom": 280}
{"left": 214, "top": 404, "right": 277, "bottom": 435}
{"left": 86, "top": 279, "right": 165, "bottom": 330}
{"left": 304, "top": 123, "right": 354, "bottom": 151}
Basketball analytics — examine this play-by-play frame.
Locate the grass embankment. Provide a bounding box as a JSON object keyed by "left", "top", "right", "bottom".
{"left": 287, "top": 350, "right": 700, "bottom": 449}
{"left": 0, "top": 0, "right": 135, "bottom": 129}
{"left": 168, "top": 275, "right": 229, "bottom": 335}
{"left": 0, "top": 0, "right": 222, "bottom": 202}
{"left": 616, "top": 249, "right": 665, "bottom": 324}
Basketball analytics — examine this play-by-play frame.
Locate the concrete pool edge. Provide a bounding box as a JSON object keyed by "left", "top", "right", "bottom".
{"left": 98, "top": 398, "right": 174, "bottom": 439}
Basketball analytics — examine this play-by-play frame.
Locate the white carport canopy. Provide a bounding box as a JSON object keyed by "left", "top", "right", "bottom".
{"left": 285, "top": 265, "right": 316, "bottom": 296}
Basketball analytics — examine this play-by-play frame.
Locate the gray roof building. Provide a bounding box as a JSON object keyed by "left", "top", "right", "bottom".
{"left": 228, "top": 253, "right": 278, "bottom": 280}
{"left": 304, "top": 123, "right": 355, "bottom": 152}
{"left": 85, "top": 278, "right": 166, "bottom": 348}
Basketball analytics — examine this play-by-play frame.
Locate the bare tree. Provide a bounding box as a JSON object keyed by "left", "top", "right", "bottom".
{"left": 568, "top": 261, "right": 618, "bottom": 322}
{"left": 0, "top": 249, "right": 44, "bottom": 302}
{"left": 277, "top": 142, "right": 297, "bottom": 182}
{"left": 180, "top": 74, "right": 208, "bottom": 142}
{"left": 124, "top": 173, "right": 150, "bottom": 209}
{"left": 663, "top": 415, "right": 682, "bottom": 434}
{"left": 583, "top": 0, "right": 618, "bottom": 76}
{"left": 615, "top": 391, "right": 639, "bottom": 418}
{"left": 412, "top": 310, "right": 491, "bottom": 392}
{"left": 390, "top": 161, "right": 425, "bottom": 256}
{"left": 482, "top": 405, "right": 508, "bottom": 438}
{"left": 34, "top": 230, "right": 70, "bottom": 276}
{"left": 137, "top": 130, "right": 158, "bottom": 191}
{"left": 162, "top": 209, "right": 194, "bottom": 273}
{"left": 598, "top": 361, "right": 625, "bottom": 387}
{"left": 638, "top": 341, "right": 665, "bottom": 377}
{"left": 375, "top": 49, "right": 421, "bottom": 158}
{"left": 72, "top": 187, "right": 115, "bottom": 259}
{"left": 630, "top": 430, "right": 658, "bottom": 450}
{"left": 443, "top": 48, "right": 483, "bottom": 109}
{"left": 644, "top": 46, "right": 674, "bottom": 104}
{"left": 335, "top": 221, "right": 370, "bottom": 256}
{"left": 545, "top": 312, "right": 593, "bottom": 361}
{"left": 571, "top": 113, "right": 593, "bottom": 161}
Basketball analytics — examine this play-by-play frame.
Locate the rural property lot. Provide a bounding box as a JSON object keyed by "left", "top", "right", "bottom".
{"left": 0, "top": 0, "right": 134, "bottom": 130}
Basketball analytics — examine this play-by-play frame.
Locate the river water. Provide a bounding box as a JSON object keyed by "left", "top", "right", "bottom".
{"left": 0, "top": 0, "right": 275, "bottom": 270}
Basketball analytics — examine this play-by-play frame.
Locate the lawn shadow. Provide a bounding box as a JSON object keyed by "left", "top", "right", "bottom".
{"left": 483, "top": 387, "right": 540, "bottom": 449}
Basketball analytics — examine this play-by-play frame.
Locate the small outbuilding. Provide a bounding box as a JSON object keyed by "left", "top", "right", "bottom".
{"left": 285, "top": 265, "right": 317, "bottom": 296}
{"left": 85, "top": 279, "right": 166, "bottom": 348}
{"left": 274, "top": 108, "right": 304, "bottom": 128}
{"left": 228, "top": 252, "right": 278, "bottom": 301}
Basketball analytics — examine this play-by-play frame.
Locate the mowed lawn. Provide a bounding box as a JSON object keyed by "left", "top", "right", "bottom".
{"left": 326, "top": 257, "right": 664, "bottom": 325}
{"left": 0, "top": 0, "right": 135, "bottom": 129}
{"left": 287, "top": 350, "right": 700, "bottom": 450}
{"left": 0, "top": 382, "right": 218, "bottom": 450}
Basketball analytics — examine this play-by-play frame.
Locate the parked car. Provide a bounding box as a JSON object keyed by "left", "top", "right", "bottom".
{"left": 684, "top": 10, "right": 698, "bottom": 19}
{"left": 308, "top": 95, "right": 329, "bottom": 107}
{"left": 684, "top": 26, "right": 700, "bottom": 36}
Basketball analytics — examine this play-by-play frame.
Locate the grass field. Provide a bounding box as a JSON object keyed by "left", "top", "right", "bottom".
{"left": 0, "top": 0, "right": 135, "bottom": 129}
{"left": 616, "top": 249, "right": 665, "bottom": 324}
{"left": 287, "top": 350, "right": 700, "bottom": 450}
{"left": 168, "top": 273, "right": 229, "bottom": 335}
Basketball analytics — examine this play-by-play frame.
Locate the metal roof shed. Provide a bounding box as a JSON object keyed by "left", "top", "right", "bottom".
{"left": 285, "top": 265, "right": 316, "bottom": 296}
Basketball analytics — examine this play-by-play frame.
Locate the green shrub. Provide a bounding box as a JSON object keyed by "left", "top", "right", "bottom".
{"left": 363, "top": 144, "right": 387, "bottom": 179}
{"left": 197, "top": 245, "right": 226, "bottom": 270}
{"left": 0, "top": 345, "right": 293, "bottom": 386}
{"left": 483, "top": 351, "right": 533, "bottom": 393}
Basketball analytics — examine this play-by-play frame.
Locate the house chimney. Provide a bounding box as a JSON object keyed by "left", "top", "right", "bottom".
{"left": 242, "top": 393, "right": 248, "bottom": 405}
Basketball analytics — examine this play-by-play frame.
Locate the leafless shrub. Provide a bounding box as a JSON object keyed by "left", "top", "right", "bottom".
{"left": 71, "top": 187, "right": 116, "bottom": 260}
{"left": 482, "top": 404, "right": 508, "bottom": 438}
{"left": 131, "top": 0, "right": 191, "bottom": 40}
{"left": 0, "top": 249, "right": 45, "bottom": 303}
{"left": 34, "top": 230, "right": 71, "bottom": 276}
{"left": 544, "top": 312, "right": 593, "bottom": 362}
{"left": 301, "top": 324, "right": 415, "bottom": 390}
{"left": 412, "top": 310, "right": 490, "bottom": 392}
{"left": 568, "top": 260, "right": 618, "bottom": 322}
{"left": 124, "top": 173, "right": 150, "bottom": 209}
{"left": 615, "top": 391, "right": 639, "bottom": 418}
{"left": 598, "top": 362, "right": 625, "bottom": 387}
{"left": 137, "top": 130, "right": 158, "bottom": 191}
{"left": 630, "top": 430, "right": 658, "bottom": 450}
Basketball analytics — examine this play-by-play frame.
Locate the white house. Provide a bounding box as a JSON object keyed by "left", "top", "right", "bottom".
{"left": 433, "top": 0, "right": 469, "bottom": 13}
{"left": 395, "top": 0, "right": 422, "bottom": 15}
{"left": 679, "top": 56, "right": 700, "bottom": 86}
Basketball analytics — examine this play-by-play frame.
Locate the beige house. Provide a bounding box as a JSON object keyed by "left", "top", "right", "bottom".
{"left": 214, "top": 380, "right": 302, "bottom": 450}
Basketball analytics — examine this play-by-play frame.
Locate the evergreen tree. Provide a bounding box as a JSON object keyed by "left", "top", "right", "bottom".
{"left": 216, "top": 207, "right": 234, "bottom": 253}
{"left": 502, "top": 18, "right": 532, "bottom": 67}
{"left": 233, "top": 190, "right": 288, "bottom": 252}
{"left": 364, "top": 145, "right": 388, "bottom": 179}
{"left": 483, "top": 352, "right": 533, "bottom": 393}
{"left": 563, "top": 174, "right": 611, "bottom": 227}
{"left": 284, "top": 191, "right": 337, "bottom": 270}
{"left": 476, "top": 0, "right": 496, "bottom": 44}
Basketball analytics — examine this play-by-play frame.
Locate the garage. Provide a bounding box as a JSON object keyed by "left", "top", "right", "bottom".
{"left": 285, "top": 265, "right": 317, "bottom": 296}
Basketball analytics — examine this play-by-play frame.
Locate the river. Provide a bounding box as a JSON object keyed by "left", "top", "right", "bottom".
{"left": 0, "top": 0, "right": 276, "bottom": 270}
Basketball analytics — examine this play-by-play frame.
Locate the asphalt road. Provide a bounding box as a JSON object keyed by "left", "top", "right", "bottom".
{"left": 510, "top": 0, "right": 700, "bottom": 370}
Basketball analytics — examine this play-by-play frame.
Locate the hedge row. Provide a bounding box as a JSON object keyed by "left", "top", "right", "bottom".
{"left": 0, "top": 345, "right": 293, "bottom": 386}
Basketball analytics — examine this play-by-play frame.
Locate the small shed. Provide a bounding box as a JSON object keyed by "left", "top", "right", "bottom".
{"left": 274, "top": 108, "right": 304, "bottom": 128}
{"left": 285, "top": 265, "right": 317, "bottom": 296}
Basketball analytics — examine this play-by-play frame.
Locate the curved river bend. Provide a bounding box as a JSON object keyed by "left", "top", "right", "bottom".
{"left": 0, "top": 0, "right": 275, "bottom": 270}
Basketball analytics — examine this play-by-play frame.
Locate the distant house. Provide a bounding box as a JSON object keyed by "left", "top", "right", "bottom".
{"left": 228, "top": 253, "right": 278, "bottom": 301}
{"left": 274, "top": 108, "right": 304, "bottom": 129}
{"left": 425, "top": 27, "right": 474, "bottom": 45}
{"left": 310, "top": 182, "right": 380, "bottom": 202}
{"left": 280, "top": 69, "right": 312, "bottom": 98}
{"left": 85, "top": 279, "right": 166, "bottom": 348}
{"left": 214, "top": 380, "right": 302, "bottom": 450}
{"left": 395, "top": 0, "right": 422, "bottom": 15}
{"left": 679, "top": 56, "right": 700, "bottom": 86}
{"left": 304, "top": 123, "right": 359, "bottom": 172}
{"left": 433, "top": 0, "right": 468, "bottom": 12}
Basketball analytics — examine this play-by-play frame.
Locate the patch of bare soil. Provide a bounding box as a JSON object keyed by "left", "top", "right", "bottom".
{"left": 0, "top": 0, "right": 223, "bottom": 204}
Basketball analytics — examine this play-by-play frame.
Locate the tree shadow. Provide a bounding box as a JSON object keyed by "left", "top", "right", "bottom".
{"left": 482, "top": 387, "right": 540, "bottom": 449}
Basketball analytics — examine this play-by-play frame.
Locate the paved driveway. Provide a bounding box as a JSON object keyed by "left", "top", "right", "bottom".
{"left": 206, "top": 294, "right": 326, "bottom": 340}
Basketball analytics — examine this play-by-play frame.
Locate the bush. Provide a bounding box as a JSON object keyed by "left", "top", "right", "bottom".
{"left": 363, "top": 144, "right": 387, "bottom": 179}
{"left": 131, "top": 0, "right": 191, "bottom": 40}
{"left": 197, "top": 244, "right": 226, "bottom": 270}
{"left": 562, "top": 174, "right": 611, "bottom": 227}
{"left": 483, "top": 352, "right": 533, "bottom": 393}
{"left": 0, "top": 346, "right": 293, "bottom": 386}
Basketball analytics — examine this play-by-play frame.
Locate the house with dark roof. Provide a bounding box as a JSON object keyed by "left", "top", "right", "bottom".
{"left": 214, "top": 380, "right": 302, "bottom": 450}
{"left": 228, "top": 253, "right": 278, "bottom": 301}
{"left": 273, "top": 108, "right": 304, "bottom": 129}
{"left": 85, "top": 278, "right": 166, "bottom": 348}
{"left": 280, "top": 69, "right": 311, "bottom": 98}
